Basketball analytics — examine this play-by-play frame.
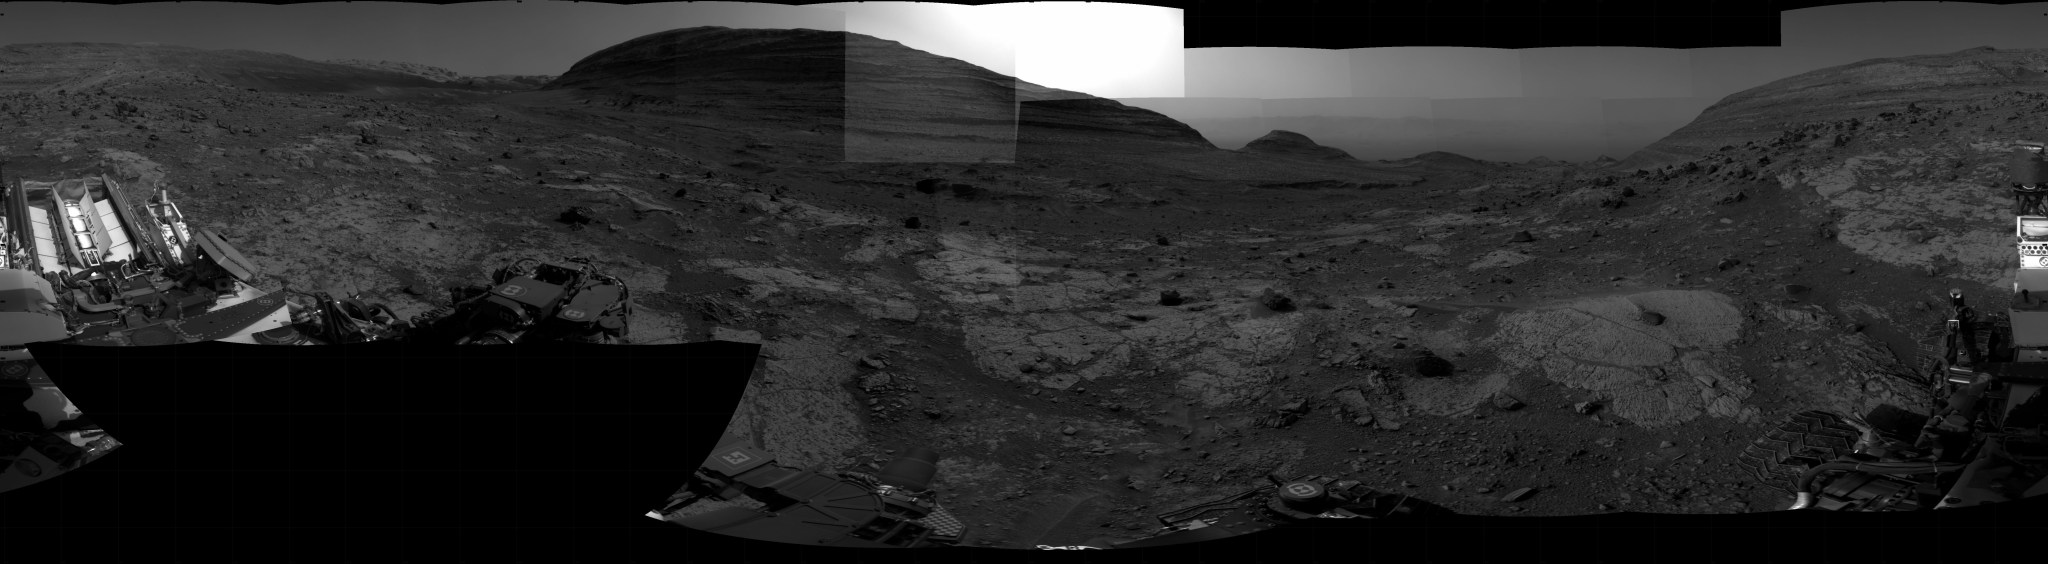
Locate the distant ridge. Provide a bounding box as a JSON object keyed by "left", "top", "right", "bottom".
{"left": 326, "top": 59, "right": 464, "bottom": 82}
{"left": 1239, "top": 130, "right": 1355, "bottom": 160}
{"left": 0, "top": 42, "right": 449, "bottom": 94}
{"left": 1413, "top": 151, "right": 1481, "bottom": 165}
{"left": 1620, "top": 46, "right": 2048, "bottom": 171}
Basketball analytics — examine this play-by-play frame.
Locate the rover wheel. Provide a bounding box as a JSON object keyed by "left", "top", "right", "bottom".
{"left": 12, "top": 456, "right": 41, "bottom": 478}
{"left": 1736, "top": 410, "right": 1862, "bottom": 493}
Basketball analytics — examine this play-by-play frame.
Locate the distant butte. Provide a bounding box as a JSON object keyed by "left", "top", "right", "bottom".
{"left": 1239, "top": 130, "right": 1356, "bottom": 160}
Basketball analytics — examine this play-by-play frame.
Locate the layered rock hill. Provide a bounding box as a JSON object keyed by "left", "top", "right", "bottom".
{"left": 0, "top": 43, "right": 447, "bottom": 94}
{"left": 1621, "top": 46, "right": 2048, "bottom": 171}
{"left": 546, "top": 26, "right": 1212, "bottom": 151}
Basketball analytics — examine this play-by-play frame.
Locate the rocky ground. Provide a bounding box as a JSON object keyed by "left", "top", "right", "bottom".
{"left": 695, "top": 93, "right": 2034, "bottom": 546}
{"left": 4, "top": 35, "right": 2035, "bottom": 549}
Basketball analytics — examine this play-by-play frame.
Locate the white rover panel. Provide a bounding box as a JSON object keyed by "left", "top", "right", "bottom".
{"left": 2016, "top": 263, "right": 2048, "bottom": 348}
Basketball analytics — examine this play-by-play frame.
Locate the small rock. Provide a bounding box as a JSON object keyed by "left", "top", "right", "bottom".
{"left": 861, "top": 358, "right": 888, "bottom": 370}
{"left": 1156, "top": 236, "right": 1171, "bottom": 246}
{"left": 1509, "top": 230, "right": 1535, "bottom": 243}
{"left": 403, "top": 284, "right": 427, "bottom": 296}
{"left": 1783, "top": 284, "right": 1811, "bottom": 297}
{"left": 915, "top": 178, "right": 946, "bottom": 194}
{"left": 1501, "top": 487, "right": 1536, "bottom": 502}
{"left": 1574, "top": 401, "right": 1598, "bottom": 414}
{"left": 1716, "top": 258, "right": 1741, "bottom": 270}
{"left": 1258, "top": 289, "right": 1295, "bottom": 312}
{"left": 1658, "top": 441, "right": 1675, "bottom": 448}
{"left": 557, "top": 206, "right": 596, "bottom": 225}
{"left": 1491, "top": 393, "right": 1524, "bottom": 411}
{"left": 903, "top": 216, "right": 923, "bottom": 229}
{"left": 1159, "top": 290, "right": 1185, "bottom": 306}
{"left": 1639, "top": 311, "right": 1665, "bottom": 326}
{"left": 1061, "top": 425, "right": 1078, "bottom": 436}
{"left": 859, "top": 372, "right": 892, "bottom": 391}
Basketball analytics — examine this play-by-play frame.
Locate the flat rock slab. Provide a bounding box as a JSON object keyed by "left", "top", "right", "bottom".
{"left": 710, "top": 327, "right": 764, "bottom": 344}
{"left": 720, "top": 334, "right": 869, "bottom": 470}
{"left": 543, "top": 182, "right": 685, "bottom": 216}
{"left": 377, "top": 149, "right": 436, "bottom": 165}
{"left": 1401, "top": 372, "right": 1512, "bottom": 416}
{"left": 1467, "top": 249, "right": 1537, "bottom": 270}
{"left": 1489, "top": 290, "right": 1761, "bottom": 428}
{"left": 94, "top": 149, "right": 167, "bottom": 188}
{"left": 1401, "top": 243, "right": 1448, "bottom": 258}
{"left": 1786, "top": 149, "right": 2010, "bottom": 286}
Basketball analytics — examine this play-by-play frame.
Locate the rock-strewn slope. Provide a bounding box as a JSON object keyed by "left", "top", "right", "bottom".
{"left": 1621, "top": 46, "right": 2048, "bottom": 171}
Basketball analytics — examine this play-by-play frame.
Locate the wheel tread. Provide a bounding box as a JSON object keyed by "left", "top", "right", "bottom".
{"left": 1738, "top": 410, "right": 1863, "bottom": 493}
